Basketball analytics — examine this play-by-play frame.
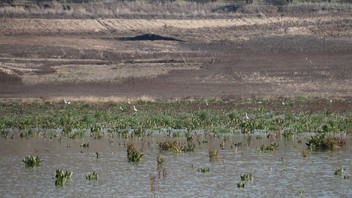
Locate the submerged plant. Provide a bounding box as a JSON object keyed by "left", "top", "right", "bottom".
{"left": 180, "top": 143, "right": 196, "bottom": 152}
{"left": 80, "top": 142, "right": 89, "bottom": 148}
{"left": 55, "top": 169, "right": 73, "bottom": 186}
{"left": 240, "top": 173, "right": 254, "bottom": 182}
{"left": 127, "top": 143, "right": 143, "bottom": 163}
{"left": 283, "top": 131, "right": 294, "bottom": 141}
{"left": 237, "top": 181, "right": 246, "bottom": 188}
{"left": 302, "top": 150, "right": 310, "bottom": 158}
{"left": 237, "top": 173, "right": 254, "bottom": 188}
{"left": 159, "top": 141, "right": 174, "bottom": 151}
{"left": 23, "top": 155, "right": 43, "bottom": 167}
{"left": 260, "top": 143, "right": 279, "bottom": 152}
{"left": 90, "top": 125, "right": 104, "bottom": 139}
{"left": 20, "top": 132, "right": 28, "bottom": 139}
{"left": 159, "top": 140, "right": 195, "bottom": 153}
{"left": 306, "top": 134, "right": 346, "bottom": 151}
{"left": 157, "top": 154, "right": 166, "bottom": 167}
{"left": 209, "top": 149, "right": 219, "bottom": 162}
{"left": 198, "top": 167, "right": 210, "bottom": 173}
{"left": 335, "top": 168, "right": 344, "bottom": 177}
{"left": 86, "top": 171, "right": 98, "bottom": 181}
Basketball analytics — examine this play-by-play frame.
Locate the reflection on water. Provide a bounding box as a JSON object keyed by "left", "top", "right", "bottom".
{"left": 0, "top": 134, "right": 351, "bottom": 197}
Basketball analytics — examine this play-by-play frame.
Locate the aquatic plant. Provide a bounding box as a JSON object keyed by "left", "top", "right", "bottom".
{"left": 1, "top": 98, "right": 351, "bottom": 138}
{"left": 86, "top": 171, "right": 98, "bottom": 181}
{"left": 80, "top": 142, "right": 89, "bottom": 148}
{"left": 240, "top": 120, "right": 256, "bottom": 134}
{"left": 90, "top": 125, "right": 104, "bottom": 139}
{"left": 240, "top": 173, "right": 254, "bottom": 182}
{"left": 302, "top": 150, "right": 309, "bottom": 158}
{"left": 237, "top": 173, "right": 254, "bottom": 188}
{"left": 209, "top": 149, "right": 219, "bottom": 162}
{"left": 159, "top": 141, "right": 173, "bottom": 151}
{"left": 55, "top": 169, "right": 73, "bottom": 186}
{"left": 68, "top": 129, "right": 85, "bottom": 139}
{"left": 299, "top": 189, "right": 305, "bottom": 195}
{"left": 334, "top": 168, "right": 344, "bottom": 176}
{"left": 1, "top": 130, "right": 8, "bottom": 138}
{"left": 220, "top": 142, "right": 225, "bottom": 150}
{"left": 260, "top": 143, "right": 279, "bottom": 152}
{"left": 237, "top": 181, "right": 246, "bottom": 188}
{"left": 127, "top": 143, "right": 143, "bottom": 163}
{"left": 159, "top": 141, "right": 195, "bottom": 153}
{"left": 20, "top": 132, "right": 28, "bottom": 139}
{"left": 198, "top": 167, "right": 210, "bottom": 173}
{"left": 283, "top": 131, "right": 294, "bottom": 141}
{"left": 157, "top": 154, "right": 166, "bottom": 167}
{"left": 23, "top": 155, "right": 43, "bottom": 167}
{"left": 306, "top": 134, "right": 346, "bottom": 151}
{"left": 150, "top": 174, "right": 156, "bottom": 193}
{"left": 180, "top": 143, "right": 196, "bottom": 152}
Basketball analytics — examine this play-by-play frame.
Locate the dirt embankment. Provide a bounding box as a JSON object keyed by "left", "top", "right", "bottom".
{"left": 0, "top": 14, "right": 352, "bottom": 99}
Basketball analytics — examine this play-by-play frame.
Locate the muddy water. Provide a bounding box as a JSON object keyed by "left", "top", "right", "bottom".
{"left": 0, "top": 134, "right": 351, "bottom": 197}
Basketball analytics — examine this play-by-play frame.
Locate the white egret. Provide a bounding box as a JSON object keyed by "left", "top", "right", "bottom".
{"left": 245, "top": 112, "right": 249, "bottom": 120}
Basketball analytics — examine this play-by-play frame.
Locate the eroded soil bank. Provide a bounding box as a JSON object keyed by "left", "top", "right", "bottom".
{"left": 1, "top": 13, "right": 352, "bottom": 99}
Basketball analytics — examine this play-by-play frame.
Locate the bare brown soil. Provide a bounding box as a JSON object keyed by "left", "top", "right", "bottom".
{"left": 0, "top": 14, "right": 352, "bottom": 99}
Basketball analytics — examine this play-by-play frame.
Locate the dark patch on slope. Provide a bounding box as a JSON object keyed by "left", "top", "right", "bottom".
{"left": 120, "top": 34, "right": 183, "bottom": 42}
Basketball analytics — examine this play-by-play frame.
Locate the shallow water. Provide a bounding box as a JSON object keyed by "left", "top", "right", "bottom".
{"left": 0, "top": 134, "right": 351, "bottom": 197}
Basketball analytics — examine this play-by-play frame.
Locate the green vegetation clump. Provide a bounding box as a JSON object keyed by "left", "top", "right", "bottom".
{"left": 127, "top": 143, "right": 143, "bottom": 163}
{"left": 86, "top": 171, "right": 98, "bottom": 181}
{"left": 23, "top": 155, "right": 43, "bottom": 167}
{"left": 209, "top": 149, "right": 219, "bottom": 162}
{"left": 157, "top": 154, "right": 166, "bottom": 166}
{"left": 306, "top": 134, "right": 346, "bottom": 151}
{"left": 159, "top": 140, "right": 196, "bottom": 153}
{"left": 334, "top": 168, "right": 344, "bottom": 176}
{"left": 55, "top": 169, "right": 73, "bottom": 186}
{"left": 240, "top": 173, "right": 254, "bottom": 182}
{"left": 0, "top": 98, "right": 351, "bottom": 138}
{"left": 237, "top": 173, "right": 254, "bottom": 188}
{"left": 198, "top": 167, "right": 210, "bottom": 173}
{"left": 260, "top": 143, "right": 279, "bottom": 152}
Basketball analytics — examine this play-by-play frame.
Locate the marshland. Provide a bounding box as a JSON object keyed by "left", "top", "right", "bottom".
{"left": 0, "top": 97, "right": 351, "bottom": 197}
{"left": 1, "top": 0, "right": 352, "bottom": 197}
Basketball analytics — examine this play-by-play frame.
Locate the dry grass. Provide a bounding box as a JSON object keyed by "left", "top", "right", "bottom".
{"left": 1, "top": 1, "right": 351, "bottom": 18}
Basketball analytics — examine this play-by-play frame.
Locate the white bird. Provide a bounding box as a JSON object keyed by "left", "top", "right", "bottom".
{"left": 245, "top": 112, "right": 249, "bottom": 120}
{"left": 64, "top": 99, "right": 70, "bottom": 104}
{"left": 119, "top": 106, "right": 124, "bottom": 111}
{"left": 133, "top": 105, "right": 138, "bottom": 112}
{"left": 205, "top": 100, "right": 209, "bottom": 106}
